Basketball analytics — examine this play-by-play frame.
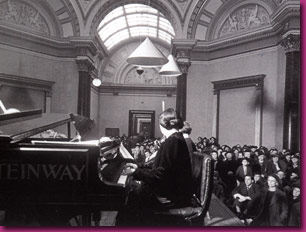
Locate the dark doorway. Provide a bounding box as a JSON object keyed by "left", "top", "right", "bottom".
{"left": 129, "top": 110, "right": 155, "bottom": 139}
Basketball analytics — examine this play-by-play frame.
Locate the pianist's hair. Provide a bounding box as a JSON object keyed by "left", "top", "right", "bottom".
{"left": 159, "top": 108, "right": 183, "bottom": 130}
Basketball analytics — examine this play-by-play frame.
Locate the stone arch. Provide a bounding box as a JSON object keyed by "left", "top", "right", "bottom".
{"left": 88, "top": 0, "right": 182, "bottom": 38}
{"left": 186, "top": 0, "right": 275, "bottom": 41}
{"left": 62, "top": 0, "right": 81, "bottom": 36}
{"left": 0, "top": 0, "right": 62, "bottom": 37}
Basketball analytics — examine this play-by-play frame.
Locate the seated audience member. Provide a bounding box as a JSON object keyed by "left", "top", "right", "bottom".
{"left": 252, "top": 151, "right": 268, "bottom": 178}
{"left": 266, "top": 153, "right": 287, "bottom": 175}
{"left": 288, "top": 182, "right": 300, "bottom": 226}
{"left": 232, "top": 175, "right": 260, "bottom": 221}
{"left": 253, "top": 172, "right": 265, "bottom": 190}
{"left": 220, "top": 151, "right": 238, "bottom": 197}
{"left": 209, "top": 136, "right": 219, "bottom": 147}
{"left": 134, "top": 145, "right": 146, "bottom": 164}
{"left": 211, "top": 151, "right": 222, "bottom": 173}
{"left": 243, "top": 149, "right": 255, "bottom": 168}
{"left": 251, "top": 175, "right": 288, "bottom": 226}
{"left": 288, "top": 154, "right": 300, "bottom": 180}
{"left": 276, "top": 170, "right": 291, "bottom": 194}
{"left": 235, "top": 158, "right": 253, "bottom": 185}
{"left": 115, "top": 108, "right": 194, "bottom": 226}
{"left": 283, "top": 152, "right": 292, "bottom": 167}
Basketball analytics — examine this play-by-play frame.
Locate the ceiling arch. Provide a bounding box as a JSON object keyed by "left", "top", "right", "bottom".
{"left": 88, "top": 0, "right": 183, "bottom": 38}
{"left": 97, "top": 4, "right": 175, "bottom": 51}
{"left": 0, "top": 0, "right": 62, "bottom": 37}
{"left": 206, "top": 0, "right": 275, "bottom": 41}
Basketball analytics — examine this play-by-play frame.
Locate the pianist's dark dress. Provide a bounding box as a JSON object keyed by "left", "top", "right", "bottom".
{"left": 116, "top": 132, "right": 194, "bottom": 226}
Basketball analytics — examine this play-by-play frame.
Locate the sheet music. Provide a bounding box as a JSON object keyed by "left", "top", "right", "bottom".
{"left": 119, "top": 143, "right": 134, "bottom": 160}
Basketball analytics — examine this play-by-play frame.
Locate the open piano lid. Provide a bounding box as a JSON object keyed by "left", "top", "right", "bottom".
{"left": 0, "top": 109, "right": 71, "bottom": 144}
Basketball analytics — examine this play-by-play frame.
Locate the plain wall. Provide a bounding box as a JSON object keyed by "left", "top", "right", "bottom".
{"left": 98, "top": 94, "right": 176, "bottom": 138}
{"left": 0, "top": 46, "right": 79, "bottom": 115}
{"left": 187, "top": 46, "right": 286, "bottom": 150}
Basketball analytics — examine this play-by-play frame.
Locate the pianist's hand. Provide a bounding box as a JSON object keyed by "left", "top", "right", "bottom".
{"left": 122, "top": 163, "right": 138, "bottom": 175}
{"left": 125, "top": 163, "right": 138, "bottom": 169}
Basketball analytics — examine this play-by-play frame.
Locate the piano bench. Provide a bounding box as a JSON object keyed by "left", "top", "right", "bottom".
{"left": 153, "top": 152, "right": 214, "bottom": 226}
{"left": 153, "top": 196, "right": 204, "bottom": 226}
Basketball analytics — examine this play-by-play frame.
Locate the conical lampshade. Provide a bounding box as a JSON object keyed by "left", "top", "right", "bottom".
{"left": 127, "top": 37, "right": 168, "bottom": 66}
{"left": 159, "top": 54, "right": 182, "bottom": 76}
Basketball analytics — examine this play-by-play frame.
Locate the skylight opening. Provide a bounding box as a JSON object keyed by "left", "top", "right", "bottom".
{"left": 98, "top": 4, "right": 175, "bottom": 50}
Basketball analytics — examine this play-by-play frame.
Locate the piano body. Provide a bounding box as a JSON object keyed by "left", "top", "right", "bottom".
{"left": 0, "top": 109, "right": 133, "bottom": 226}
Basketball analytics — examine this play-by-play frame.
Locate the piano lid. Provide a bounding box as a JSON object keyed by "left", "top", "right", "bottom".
{"left": 0, "top": 109, "right": 71, "bottom": 144}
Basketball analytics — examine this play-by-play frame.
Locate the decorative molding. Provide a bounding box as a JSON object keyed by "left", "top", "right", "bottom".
{"left": 219, "top": 4, "right": 271, "bottom": 38}
{"left": 0, "top": 0, "right": 50, "bottom": 35}
{"left": 212, "top": 74, "right": 265, "bottom": 94}
{"left": 98, "top": 84, "right": 176, "bottom": 97}
{"left": 0, "top": 73, "right": 55, "bottom": 96}
{"left": 0, "top": 24, "right": 76, "bottom": 57}
{"left": 187, "top": 0, "right": 206, "bottom": 39}
{"left": 75, "top": 56, "right": 95, "bottom": 72}
{"left": 280, "top": 33, "right": 300, "bottom": 53}
{"left": 177, "top": 61, "right": 191, "bottom": 74}
{"left": 125, "top": 68, "right": 163, "bottom": 85}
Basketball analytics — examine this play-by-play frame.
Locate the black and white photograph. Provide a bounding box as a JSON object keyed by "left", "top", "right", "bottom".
{"left": 0, "top": 0, "right": 301, "bottom": 227}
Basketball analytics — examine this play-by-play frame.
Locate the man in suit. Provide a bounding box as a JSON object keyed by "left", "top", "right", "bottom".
{"left": 232, "top": 175, "right": 260, "bottom": 220}
{"left": 235, "top": 157, "right": 253, "bottom": 185}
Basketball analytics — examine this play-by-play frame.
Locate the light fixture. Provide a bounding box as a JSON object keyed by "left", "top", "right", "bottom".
{"left": 92, "top": 78, "right": 102, "bottom": 87}
{"left": 136, "top": 66, "right": 144, "bottom": 75}
{"left": 127, "top": 37, "right": 168, "bottom": 67}
{"left": 159, "top": 54, "right": 182, "bottom": 76}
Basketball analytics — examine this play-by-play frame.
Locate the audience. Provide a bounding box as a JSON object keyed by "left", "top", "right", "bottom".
{"left": 107, "top": 132, "right": 300, "bottom": 226}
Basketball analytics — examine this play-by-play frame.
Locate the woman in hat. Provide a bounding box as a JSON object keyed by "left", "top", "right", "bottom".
{"left": 250, "top": 174, "right": 288, "bottom": 226}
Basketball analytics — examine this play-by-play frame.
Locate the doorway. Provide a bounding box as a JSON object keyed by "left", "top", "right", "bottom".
{"left": 129, "top": 110, "right": 155, "bottom": 139}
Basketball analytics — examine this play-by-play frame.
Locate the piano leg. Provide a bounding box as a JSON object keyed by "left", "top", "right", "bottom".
{"left": 81, "top": 213, "right": 91, "bottom": 226}
{"left": 93, "top": 211, "right": 101, "bottom": 226}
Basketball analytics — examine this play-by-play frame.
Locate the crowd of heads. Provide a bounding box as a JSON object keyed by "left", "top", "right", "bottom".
{"left": 195, "top": 137, "right": 300, "bottom": 226}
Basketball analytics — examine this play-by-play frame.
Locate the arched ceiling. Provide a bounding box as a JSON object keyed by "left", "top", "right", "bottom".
{"left": 0, "top": 0, "right": 299, "bottom": 86}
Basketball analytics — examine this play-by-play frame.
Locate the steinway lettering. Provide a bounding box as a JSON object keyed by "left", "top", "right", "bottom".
{"left": 0, "top": 163, "right": 86, "bottom": 180}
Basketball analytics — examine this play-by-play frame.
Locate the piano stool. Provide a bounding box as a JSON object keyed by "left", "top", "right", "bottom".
{"left": 151, "top": 152, "right": 214, "bottom": 226}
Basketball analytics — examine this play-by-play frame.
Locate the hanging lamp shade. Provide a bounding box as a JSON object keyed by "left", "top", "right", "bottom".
{"left": 159, "top": 54, "right": 182, "bottom": 76}
{"left": 127, "top": 37, "right": 168, "bottom": 67}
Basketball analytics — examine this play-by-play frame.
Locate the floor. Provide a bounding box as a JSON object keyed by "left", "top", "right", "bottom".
{"left": 0, "top": 194, "right": 244, "bottom": 227}
{"left": 95, "top": 194, "right": 244, "bottom": 226}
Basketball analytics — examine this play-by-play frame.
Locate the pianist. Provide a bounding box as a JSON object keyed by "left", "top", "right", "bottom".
{"left": 116, "top": 108, "right": 194, "bottom": 226}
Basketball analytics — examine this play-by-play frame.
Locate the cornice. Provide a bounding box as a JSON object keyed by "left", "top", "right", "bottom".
{"left": 0, "top": 73, "right": 55, "bottom": 95}
{"left": 98, "top": 84, "right": 176, "bottom": 96}
{"left": 212, "top": 74, "right": 265, "bottom": 94}
{"left": 0, "top": 25, "right": 76, "bottom": 57}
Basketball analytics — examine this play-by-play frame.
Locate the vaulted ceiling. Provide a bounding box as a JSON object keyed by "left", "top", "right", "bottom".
{"left": 0, "top": 0, "right": 300, "bottom": 85}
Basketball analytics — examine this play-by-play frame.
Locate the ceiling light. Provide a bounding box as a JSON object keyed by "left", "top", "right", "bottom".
{"left": 127, "top": 37, "right": 168, "bottom": 67}
{"left": 159, "top": 54, "right": 182, "bottom": 76}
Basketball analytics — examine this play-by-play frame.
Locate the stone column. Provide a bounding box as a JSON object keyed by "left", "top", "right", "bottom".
{"left": 176, "top": 62, "right": 190, "bottom": 121}
{"left": 76, "top": 57, "right": 94, "bottom": 118}
{"left": 280, "top": 33, "right": 300, "bottom": 153}
{"left": 172, "top": 40, "right": 195, "bottom": 121}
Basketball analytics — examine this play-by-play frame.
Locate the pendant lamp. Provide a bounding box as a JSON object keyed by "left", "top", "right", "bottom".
{"left": 127, "top": 37, "right": 168, "bottom": 67}
{"left": 159, "top": 54, "right": 182, "bottom": 76}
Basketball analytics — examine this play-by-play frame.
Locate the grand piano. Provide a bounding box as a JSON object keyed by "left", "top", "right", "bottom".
{"left": 0, "top": 109, "right": 134, "bottom": 226}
